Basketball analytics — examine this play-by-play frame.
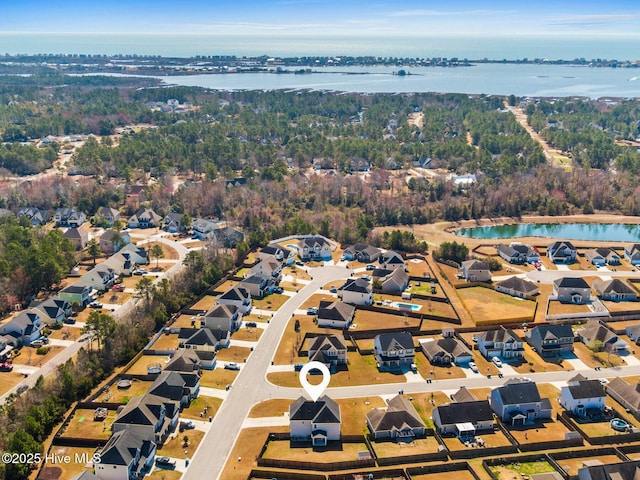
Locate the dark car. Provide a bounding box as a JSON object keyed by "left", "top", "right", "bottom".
{"left": 273, "top": 286, "right": 284, "bottom": 294}
{"left": 155, "top": 456, "right": 176, "bottom": 468}
{"left": 294, "top": 364, "right": 304, "bottom": 372}
{"left": 0, "top": 362, "right": 13, "bottom": 372}
{"left": 245, "top": 322, "right": 257, "bottom": 328}
{"left": 63, "top": 317, "right": 76, "bottom": 325}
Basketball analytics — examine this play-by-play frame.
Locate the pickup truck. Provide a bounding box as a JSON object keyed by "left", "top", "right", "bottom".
{"left": 155, "top": 456, "right": 176, "bottom": 468}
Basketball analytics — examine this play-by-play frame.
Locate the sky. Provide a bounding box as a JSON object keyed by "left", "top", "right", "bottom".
{"left": 3, "top": 0, "right": 640, "bottom": 37}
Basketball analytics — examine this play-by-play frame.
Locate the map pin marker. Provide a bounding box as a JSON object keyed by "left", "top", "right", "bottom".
{"left": 299, "top": 361, "right": 331, "bottom": 402}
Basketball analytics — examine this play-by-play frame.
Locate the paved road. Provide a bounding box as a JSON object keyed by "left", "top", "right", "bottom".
{"left": 182, "top": 265, "right": 350, "bottom": 480}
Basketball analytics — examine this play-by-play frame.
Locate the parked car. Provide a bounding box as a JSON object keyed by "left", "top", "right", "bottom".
{"left": 180, "top": 420, "right": 195, "bottom": 430}
{"left": 307, "top": 307, "right": 318, "bottom": 315}
{"left": 30, "top": 339, "right": 46, "bottom": 348}
{"left": 89, "top": 301, "right": 103, "bottom": 308}
{"left": 362, "top": 274, "right": 371, "bottom": 280}
{"left": 468, "top": 361, "right": 478, "bottom": 372}
{"left": 492, "top": 356, "right": 503, "bottom": 367}
{"left": 295, "top": 261, "right": 304, "bottom": 266}
{"left": 224, "top": 362, "right": 240, "bottom": 371}
{"left": 111, "top": 284, "right": 125, "bottom": 292}
{"left": 273, "top": 286, "right": 284, "bottom": 294}
{"left": 329, "top": 287, "right": 337, "bottom": 293}
{"left": 294, "top": 363, "right": 304, "bottom": 372}
{"left": 133, "top": 269, "right": 148, "bottom": 276}
{"left": 63, "top": 317, "right": 76, "bottom": 325}
{"left": 366, "top": 264, "right": 375, "bottom": 270}
{"left": 0, "top": 362, "right": 13, "bottom": 372}
{"left": 155, "top": 456, "right": 176, "bottom": 468}
{"left": 245, "top": 322, "right": 257, "bottom": 328}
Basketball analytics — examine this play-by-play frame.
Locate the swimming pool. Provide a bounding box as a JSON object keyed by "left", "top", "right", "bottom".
{"left": 392, "top": 302, "right": 422, "bottom": 312}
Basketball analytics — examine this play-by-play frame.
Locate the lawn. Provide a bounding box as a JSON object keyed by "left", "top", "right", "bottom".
{"left": 252, "top": 293, "right": 290, "bottom": 311}
{"left": 180, "top": 395, "right": 222, "bottom": 421}
{"left": 220, "top": 426, "right": 288, "bottom": 479}
{"left": 60, "top": 408, "right": 116, "bottom": 440}
{"left": 262, "top": 439, "right": 369, "bottom": 462}
{"left": 404, "top": 281, "right": 448, "bottom": 301}
{"left": 457, "top": 287, "right": 537, "bottom": 323}
{"left": 99, "top": 379, "right": 153, "bottom": 403}
{"left": 574, "top": 342, "right": 624, "bottom": 368}
{"left": 231, "top": 326, "right": 263, "bottom": 342}
{"left": 199, "top": 368, "right": 239, "bottom": 389}
{"left": 272, "top": 314, "right": 319, "bottom": 365}
{"left": 124, "top": 354, "right": 171, "bottom": 375}
{"left": 300, "top": 293, "right": 337, "bottom": 309}
{"left": 149, "top": 333, "right": 180, "bottom": 351}
{"left": 413, "top": 350, "right": 467, "bottom": 380}
{"left": 0, "top": 371, "right": 30, "bottom": 395}
{"left": 371, "top": 437, "right": 442, "bottom": 459}
{"left": 144, "top": 241, "right": 180, "bottom": 260}
{"left": 191, "top": 295, "right": 217, "bottom": 311}
{"left": 12, "top": 345, "right": 64, "bottom": 367}
{"left": 170, "top": 314, "right": 200, "bottom": 329}
{"left": 411, "top": 470, "right": 477, "bottom": 480}
{"left": 282, "top": 265, "right": 312, "bottom": 281}
{"left": 506, "top": 419, "right": 571, "bottom": 444}
{"left": 147, "top": 469, "right": 183, "bottom": 480}
{"left": 407, "top": 392, "right": 453, "bottom": 428}
{"left": 352, "top": 309, "right": 421, "bottom": 331}
{"left": 373, "top": 294, "right": 457, "bottom": 319}
{"left": 39, "top": 447, "right": 98, "bottom": 480}
{"left": 555, "top": 454, "right": 623, "bottom": 476}
{"left": 602, "top": 299, "right": 640, "bottom": 313}
{"left": 216, "top": 346, "right": 251, "bottom": 362}
{"left": 490, "top": 460, "right": 557, "bottom": 480}
{"left": 442, "top": 429, "right": 513, "bottom": 451}
{"left": 575, "top": 417, "right": 637, "bottom": 438}
{"left": 547, "top": 300, "right": 591, "bottom": 316}
{"left": 99, "top": 291, "right": 133, "bottom": 305}
{"left": 213, "top": 279, "right": 239, "bottom": 293}
{"left": 48, "top": 325, "right": 83, "bottom": 341}
{"left": 248, "top": 398, "right": 293, "bottom": 418}
{"left": 511, "top": 342, "right": 572, "bottom": 374}
{"left": 157, "top": 429, "right": 204, "bottom": 459}
{"left": 267, "top": 352, "right": 406, "bottom": 388}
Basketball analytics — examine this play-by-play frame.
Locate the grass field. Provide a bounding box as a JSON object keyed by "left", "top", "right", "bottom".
{"left": 190, "top": 295, "right": 217, "bottom": 311}
{"left": 39, "top": 447, "right": 98, "bottom": 480}
{"left": 157, "top": 429, "right": 204, "bottom": 459}
{"left": 253, "top": 293, "right": 290, "bottom": 311}
{"left": 490, "top": 460, "right": 557, "bottom": 480}
{"left": 13, "top": 345, "right": 64, "bottom": 367}
{"left": 457, "top": 286, "right": 536, "bottom": 323}
{"left": 60, "top": 408, "right": 116, "bottom": 440}
{"left": 555, "top": 454, "right": 623, "bottom": 476}
{"left": 248, "top": 398, "right": 293, "bottom": 418}
{"left": 547, "top": 300, "right": 591, "bottom": 316}
{"left": 353, "top": 309, "right": 421, "bottom": 331}
{"left": 231, "top": 326, "right": 263, "bottom": 341}
{"left": 100, "top": 379, "right": 153, "bottom": 403}
{"left": 216, "top": 345, "right": 251, "bottom": 362}
{"left": 506, "top": 419, "right": 570, "bottom": 444}
{"left": 199, "top": 368, "right": 238, "bottom": 389}
{"left": 180, "top": 395, "right": 222, "bottom": 421}
{"left": 442, "top": 429, "right": 512, "bottom": 450}
{"left": 371, "top": 437, "right": 441, "bottom": 458}
{"left": 220, "top": 426, "right": 288, "bottom": 479}
{"left": 262, "top": 439, "right": 368, "bottom": 462}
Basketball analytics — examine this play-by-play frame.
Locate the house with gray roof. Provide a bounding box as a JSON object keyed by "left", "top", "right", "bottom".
{"left": 367, "top": 394, "right": 426, "bottom": 440}
{"left": 496, "top": 276, "right": 540, "bottom": 298}
{"left": 32, "top": 297, "right": 71, "bottom": 326}
{"left": 547, "top": 241, "right": 577, "bottom": 264}
{"left": 307, "top": 334, "right": 347, "bottom": 371}
{"left": 163, "top": 212, "right": 183, "bottom": 233}
{"left": 526, "top": 324, "right": 574, "bottom": 357}
{"left": 497, "top": 243, "right": 539, "bottom": 264}
{"left": 373, "top": 267, "right": 409, "bottom": 294}
{"left": 164, "top": 349, "right": 202, "bottom": 374}
{"left": 577, "top": 460, "right": 640, "bottom": 480}
{"left": 204, "top": 303, "right": 241, "bottom": 332}
{"left": 297, "top": 235, "right": 332, "bottom": 261}
{"left": 191, "top": 218, "right": 221, "bottom": 240}
{"left": 289, "top": 395, "right": 341, "bottom": 446}
{"left": 95, "top": 429, "right": 156, "bottom": 480}
{"left": 625, "top": 244, "right": 640, "bottom": 265}
{"left": 96, "top": 206, "right": 121, "bottom": 226}
{"left": 627, "top": 325, "right": 640, "bottom": 343}
{"left": 112, "top": 392, "right": 179, "bottom": 446}
{"left": 553, "top": 277, "right": 591, "bottom": 304}
{"left": 238, "top": 273, "right": 273, "bottom": 299}
{"left": 606, "top": 378, "right": 640, "bottom": 421}
{"left": 577, "top": 320, "right": 628, "bottom": 352}
{"left": 316, "top": 300, "right": 355, "bottom": 329}
{"left": 338, "top": 277, "right": 373, "bottom": 305}
{"left": 490, "top": 378, "right": 552, "bottom": 425}
{"left": 419, "top": 337, "right": 473, "bottom": 366}
{"left": 585, "top": 248, "right": 621, "bottom": 266}
{"left": 379, "top": 250, "right": 405, "bottom": 270}
{"left": 148, "top": 370, "right": 200, "bottom": 408}
{"left": 178, "top": 328, "right": 230, "bottom": 351}
{"left": 100, "top": 229, "right": 130, "bottom": 254}
{"left": 54, "top": 208, "right": 86, "bottom": 227}
{"left": 460, "top": 260, "right": 491, "bottom": 282}
{"left": 259, "top": 245, "right": 295, "bottom": 265}
{"left": 218, "top": 285, "right": 251, "bottom": 313}
{"left": 213, "top": 226, "right": 245, "bottom": 248}
{"left": 432, "top": 399, "right": 494, "bottom": 437}
{"left": 63, "top": 226, "right": 89, "bottom": 250}
{"left": 343, "top": 243, "right": 381, "bottom": 263}
{"left": 476, "top": 327, "right": 524, "bottom": 360}
{"left": 0, "top": 310, "right": 42, "bottom": 347}
{"left": 250, "top": 255, "right": 282, "bottom": 280}
{"left": 559, "top": 374, "right": 606, "bottom": 417}
{"left": 593, "top": 279, "right": 638, "bottom": 302}
{"left": 374, "top": 332, "right": 415, "bottom": 371}
{"left": 81, "top": 265, "right": 116, "bottom": 292}
{"left": 119, "top": 243, "right": 149, "bottom": 266}
{"left": 127, "top": 207, "right": 162, "bottom": 229}
{"left": 17, "top": 207, "right": 49, "bottom": 226}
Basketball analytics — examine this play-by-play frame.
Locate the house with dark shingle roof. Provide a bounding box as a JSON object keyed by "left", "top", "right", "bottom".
{"left": 578, "top": 460, "right": 640, "bottom": 480}
{"left": 577, "top": 320, "right": 628, "bottom": 352}
{"left": 593, "top": 279, "right": 638, "bottom": 302}
{"left": 547, "top": 241, "right": 577, "bottom": 264}
{"left": 297, "top": 235, "right": 332, "bottom": 261}
{"left": 374, "top": 332, "right": 415, "bottom": 371}
{"left": 373, "top": 267, "right": 409, "bottom": 294}
{"left": 607, "top": 378, "right": 640, "bottom": 421}
{"left": 553, "top": 277, "right": 591, "bottom": 304}
{"left": 559, "top": 374, "right": 606, "bottom": 417}
{"left": 343, "top": 243, "right": 381, "bottom": 263}
{"left": 450, "top": 387, "right": 478, "bottom": 403}
{"left": 148, "top": 370, "right": 200, "bottom": 408}
{"left": 316, "top": 300, "right": 355, "bottom": 329}
{"left": 496, "top": 243, "right": 539, "bottom": 264}
{"left": 204, "top": 304, "right": 241, "bottom": 332}
{"left": 164, "top": 349, "right": 202, "bottom": 374}
{"left": 496, "top": 276, "right": 540, "bottom": 298}
{"left": 17, "top": 207, "right": 49, "bottom": 226}
{"left": 59, "top": 282, "right": 92, "bottom": 307}
{"left": 307, "top": 334, "right": 347, "bottom": 370}
{"left": 490, "top": 379, "right": 552, "bottom": 425}
{"left": 100, "top": 229, "right": 130, "bottom": 253}
{"left": 337, "top": 277, "right": 373, "bottom": 305}
{"left": 477, "top": 327, "right": 524, "bottom": 360}
{"left": 526, "top": 324, "right": 574, "bottom": 357}
{"left": 96, "top": 206, "right": 121, "bottom": 226}
{"left": 178, "top": 328, "right": 230, "bottom": 351}
{"left": 379, "top": 250, "right": 405, "bottom": 270}
{"left": 95, "top": 429, "right": 156, "bottom": 480}
{"left": 419, "top": 337, "right": 473, "bottom": 366}
{"left": 366, "top": 395, "right": 426, "bottom": 440}
{"left": 625, "top": 244, "right": 640, "bottom": 265}
{"left": 432, "top": 399, "right": 494, "bottom": 437}
{"left": 289, "top": 395, "right": 341, "bottom": 446}
{"left": 460, "top": 260, "right": 491, "bottom": 282}
{"left": 112, "top": 392, "right": 179, "bottom": 446}
{"left": 218, "top": 285, "right": 251, "bottom": 314}
{"left": 585, "top": 248, "right": 621, "bottom": 266}
{"left": 63, "top": 226, "right": 89, "bottom": 250}
{"left": 127, "top": 207, "right": 162, "bottom": 229}
{"left": 238, "top": 273, "right": 273, "bottom": 299}
{"left": 32, "top": 297, "right": 71, "bottom": 326}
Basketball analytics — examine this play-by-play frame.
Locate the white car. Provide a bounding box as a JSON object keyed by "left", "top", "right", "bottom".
{"left": 468, "top": 362, "right": 478, "bottom": 372}
{"left": 492, "top": 356, "right": 503, "bottom": 367}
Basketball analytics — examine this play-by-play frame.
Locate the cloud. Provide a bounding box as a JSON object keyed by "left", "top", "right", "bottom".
{"left": 389, "top": 9, "right": 515, "bottom": 18}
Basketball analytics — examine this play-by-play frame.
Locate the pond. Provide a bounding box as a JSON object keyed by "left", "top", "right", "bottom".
{"left": 456, "top": 223, "right": 640, "bottom": 242}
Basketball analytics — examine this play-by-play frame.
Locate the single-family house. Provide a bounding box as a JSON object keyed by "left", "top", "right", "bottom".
{"left": 625, "top": 244, "right": 640, "bottom": 265}
{"left": 343, "top": 243, "right": 381, "bottom": 263}
{"left": 626, "top": 325, "right": 640, "bottom": 343}
{"left": 559, "top": 374, "right": 606, "bottom": 417}
{"left": 585, "top": 248, "right": 621, "bottom": 266}
{"left": 111, "top": 392, "right": 179, "bottom": 446}
{"left": 379, "top": 250, "right": 405, "bottom": 270}
{"left": 63, "top": 226, "right": 89, "bottom": 250}
{"left": 191, "top": 218, "right": 221, "bottom": 240}
{"left": 238, "top": 274, "right": 273, "bottom": 299}
{"left": 297, "top": 236, "right": 332, "bottom": 261}
{"left": 307, "top": 334, "right": 348, "bottom": 370}
{"left": 289, "top": 395, "right": 341, "bottom": 446}
{"left": 32, "top": 297, "right": 71, "bottom": 326}
{"left": 178, "top": 328, "right": 230, "bottom": 351}
{"left": 164, "top": 349, "right": 202, "bottom": 375}
{"left": 163, "top": 212, "right": 183, "bottom": 233}
{"left": 119, "top": 243, "right": 149, "bottom": 266}
{"left": 127, "top": 208, "right": 162, "bottom": 229}
{"left": 374, "top": 332, "right": 415, "bottom": 371}
{"left": 72, "top": 471, "right": 101, "bottom": 480}
{"left": 316, "top": 301, "right": 355, "bottom": 329}
{"left": 17, "top": 207, "right": 49, "bottom": 226}
{"left": 373, "top": 267, "right": 409, "bottom": 294}
{"left": 103, "top": 251, "right": 134, "bottom": 277}
{"left": 476, "top": 327, "right": 524, "bottom": 360}
{"left": 250, "top": 255, "right": 282, "bottom": 280}
{"left": 259, "top": 245, "right": 295, "bottom": 265}
{"left": 495, "top": 276, "right": 540, "bottom": 298}
{"left": 606, "top": 378, "right": 640, "bottom": 421}
{"left": 96, "top": 206, "right": 121, "bottom": 226}
{"left": 218, "top": 285, "right": 251, "bottom": 314}
{"left": 126, "top": 185, "right": 148, "bottom": 204}
{"left": 432, "top": 400, "right": 494, "bottom": 437}
{"left": 593, "top": 279, "right": 638, "bottom": 302}
{"left": 366, "top": 395, "right": 426, "bottom": 440}
{"left": 577, "top": 320, "right": 628, "bottom": 352}
{"left": 59, "top": 282, "right": 92, "bottom": 307}
{"left": 95, "top": 429, "right": 156, "bottom": 480}
{"left": 81, "top": 265, "right": 116, "bottom": 292}
{"left": 451, "top": 387, "right": 478, "bottom": 403}
{"left": 553, "top": 277, "right": 591, "bottom": 304}
{"left": 459, "top": 260, "right": 491, "bottom": 282}
{"left": 54, "top": 208, "right": 86, "bottom": 227}
{"left": 337, "top": 277, "right": 373, "bottom": 305}
{"left": 547, "top": 241, "right": 577, "bottom": 264}
{"left": 225, "top": 177, "right": 247, "bottom": 187}
{"left": 490, "top": 379, "right": 553, "bottom": 425}
{"left": 100, "top": 229, "right": 130, "bottom": 253}
{"left": 0, "top": 311, "right": 42, "bottom": 347}
{"left": 496, "top": 243, "right": 539, "bottom": 264}
{"left": 526, "top": 324, "right": 574, "bottom": 357}
{"left": 577, "top": 461, "right": 640, "bottom": 480}
{"left": 419, "top": 337, "right": 473, "bottom": 366}
{"left": 203, "top": 304, "right": 241, "bottom": 332}
{"left": 213, "top": 226, "right": 245, "bottom": 248}
{"left": 148, "top": 371, "right": 200, "bottom": 408}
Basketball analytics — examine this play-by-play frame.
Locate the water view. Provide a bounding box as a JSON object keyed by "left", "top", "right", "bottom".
{"left": 456, "top": 223, "right": 640, "bottom": 242}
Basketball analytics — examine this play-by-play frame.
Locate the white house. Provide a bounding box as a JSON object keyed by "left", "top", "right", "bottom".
{"left": 95, "top": 429, "right": 156, "bottom": 480}
{"left": 297, "top": 236, "right": 332, "bottom": 261}
{"left": 111, "top": 393, "right": 179, "bottom": 446}
{"left": 127, "top": 207, "right": 162, "bottom": 229}
{"left": 289, "top": 395, "right": 341, "bottom": 447}
{"left": 316, "top": 301, "right": 355, "bottom": 329}
{"left": 0, "top": 311, "right": 42, "bottom": 347}
{"left": 81, "top": 265, "right": 116, "bottom": 292}
{"left": 203, "top": 304, "right": 241, "bottom": 332}
{"left": 337, "top": 278, "right": 373, "bottom": 305}
{"left": 374, "top": 332, "right": 415, "bottom": 371}
{"left": 559, "top": 374, "right": 606, "bottom": 417}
